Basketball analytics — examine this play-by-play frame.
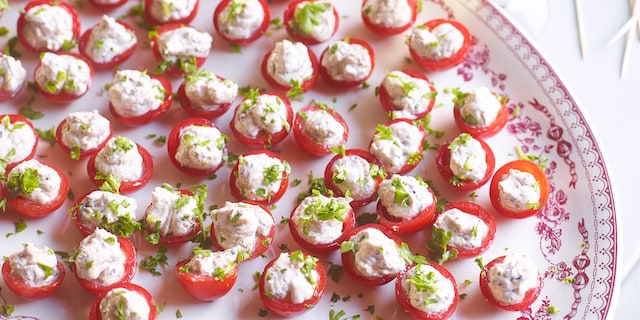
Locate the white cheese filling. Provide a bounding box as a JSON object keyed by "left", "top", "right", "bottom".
{"left": 108, "top": 69, "right": 164, "bottom": 117}
{"left": 216, "top": 0, "right": 265, "bottom": 40}
{"left": 292, "top": 1, "right": 336, "bottom": 42}
{"left": 85, "top": 15, "right": 137, "bottom": 64}
{"left": 291, "top": 194, "right": 351, "bottom": 245}
{"left": 234, "top": 153, "right": 287, "bottom": 202}
{"left": 363, "top": 0, "right": 412, "bottom": 28}
{"left": 0, "top": 117, "right": 36, "bottom": 164}
{"left": 8, "top": 243, "right": 59, "bottom": 287}
{"left": 433, "top": 208, "right": 489, "bottom": 249}
{"left": 149, "top": 0, "right": 197, "bottom": 23}
{"left": 35, "top": 52, "right": 91, "bottom": 96}
{"left": 233, "top": 93, "right": 289, "bottom": 138}
{"left": 92, "top": 0, "right": 123, "bottom": 4}
{"left": 211, "top": 201, "right": 274, "bottom": 254}
{"left": 184, "top": 247, "right": 238, "bottom": 276}
{"left": 94, "top": 136, "right": 144, "bottom": 182}
{"left": 185, "top": 70, "right": 238, "bottom": 108}
{"left": 448, "top": 134, "right": 488, "bottom": 182}
{"left": 175, "top": 124, "right": 226, "bottom": 170}
{"left": 266, "top": 39, "right": 314, "bottom": 87}
{"left": 301, "top": 109, "right": 344, "bottom": 146}
{"left": 498, "top": 169, "right": 541, "bottom": 212}
{"left": 458, "top": 87, "right": 502, "bottom": 127}
{"left": 0, "top": 54, "right": 26, "bottom": 94}
{"left": 157, "top": 26, "right": 212, "bottom": 62}
{"left": 77, "top": 190, "right": 138, "bottom": 230}
{"left": 488, "top": 253, "right": 539, "bottom": 305}
{"left": 331, "top": 155, "right": 378, "bottom": 201}
{"left": 321, "top": 40, "right": 372, "bottom": 82}
{"left": 378, "top": 174, "right": 433, "bottom": 219}
{"left": 61, "top": 110, "right": 111, "bottom": 151}
{"left": 8, "top": 159, "right": 61, "bottom": 205}
{"left": 382, "top": 70, "right": 433, "bottom": 119}
{"left": 99, "top": 287, "right": 150, "bottom": 320}
{"left": 369, "top": 121, "right": 422, "bottom": 174}
{"left": 350, "top": 227, "right": 405, "bottom": 277}
{"left": 403, "top": 264, "right": 456, "bottom": 314}
{"left": 74, "top": 228, "right": 126, "bottom": 286}
{"left": 22, "top": 4, "right": 74, "bottom": 51}
{"left": 145, "top": 186, "right": 199, "bottom": 238}
{"left": 263, "top": 252, "right": 319, "bottom": 304}
{"left": 409, "top": 23, "right": 464, "bottom": 60}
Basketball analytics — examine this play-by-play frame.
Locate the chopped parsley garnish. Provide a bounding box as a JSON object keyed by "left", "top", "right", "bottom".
{"left": 5, "top": 168, "right": 40, "bottom": 198}
{"left": 18, "top": 106, "right": 44, "bottom": 120}
{"left": 426, "top": 227, "right": 458, "bottom": 263}
{"left": 36, "top": 126, "right": 56, "bottom": 146}
{"left": 292, "top": 2, "right": 331, "bottom": 35}
{"left": 139, "top": 245, "right": 169, "bottom": 276}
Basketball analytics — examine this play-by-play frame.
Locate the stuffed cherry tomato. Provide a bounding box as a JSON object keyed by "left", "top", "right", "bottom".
{"left": 361, "top": 0, "right": 418, "bottom": 35}
{"left": 0, "top": 54, "right": 27, "bottom": 101}
{"left": 34, "top": 52, "right": 93, "bottom": 103}
{"left": 143, "top": 0, "right": 199, "bottom": 26}
{"left": 369, "top": 118, "right": 426, "bottom": 176}
{"left": 3, "top": 159, "right": 69, "bottom": 218}
{"left": 88, "top": 283, "right": 156, "bottom": 320}
{"left": 87, "top": 0, "right": 128, "bottom": 10}
{"left": 229, "top": 150, "right": 290, "bottom": 205}
{"left": 292, "top": 102, "right": 348, "bottom": 156}
{"left": 210, "top": 201, "right": 275, "bottom": 261}
{"left": 379, "top": 69, "right": 436, "bottom": 120}
{"left": 324, "top": 148, "right": 385, "bottom": 208}
{"left": 213, "top": 0, "right": 270, "bottom": 45}
{"left": 407, "top": 19, "right": 471, "bottom": 71}
{"left": 0, "top": 114, "right": 38, "bottom": 167}
{"left": 177, "top": 70, "right": 239, "bottom": 119}
{"left": 259, "top": 250, "right": 326, "bottom": 317}
{"left": 2, "top": 243, "right": 65, "bottom": 300}
{"left": 319, "top": 37, "right": 374, "bottom": 88}
{"left": 261, "top": 39, "right": 318, "bottom": 94}
{"left": 376, "top": 174, "right": 436, "bottom": 234}
{"left": 340, "top": 224, "right": 407, "bottom": 286}
{"left": 489, "top": 159, "right": 549, "bottom": 219}
{"left": 430, "top": 202, "right": 496, "bottom": 258}
{"left": 395, "top": 262, "right": 458, "bottom": 320}
{"left": 79, "top": 15, "right": 137, "bottom": 69}
{"left": 479, "top": 253, "right": 542, "bottom": 311}
{"left": 70, "top": 190, "right": 140, "bottom": 238}
{"left": 56, "top": 110, "right": 113, "bottom": 160}
{"left": 283, "top": 0, "right": 339, "bottom": 45}
{"left": 175, "top": 247, "right": 239, "bottom": 301}
{"left": 289, "top": 194, "right": 355, "bottom": 253}
{"left": 72, "top": 228, "right": 137, "bottom": 294}
{"left": 107, "top": 69, "right": 173, "bottom": 126}
{"left": 87, "top": 136, "right": 154, "bottom": 194}
{"left": 230, "top": 91, "right": 293, "bottom": 149}
{"left": 17, "top": 0, "right": 80, "bottom": 53}
{"left": 435, "top": 133, "right": 495, "bottom": 191}
{"left": 144, "top": 185, "right": 206, "bottom": 245}
{"left": 149, "top": 23, "right": 212, "bottom": 76}
{"left": 452, "top": 87, "right": 509, "bottom": 138}
{"left": 167, "top": 118, "right": 227, "bottom": 176}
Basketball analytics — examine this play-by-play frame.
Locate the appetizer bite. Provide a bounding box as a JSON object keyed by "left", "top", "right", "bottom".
{"left": 0, "top": 53, "right": 27, "bottom": 100}
{"left": 213, "top": 0, "right": 270, "bottom": 45}
{"left": 167, "top": 118, "right": 228, "bottom": 176}
{"left": 369, "top": 119, "right": 426, "bottom": 176}
{"left": 17, "top": 0, "right": 80, "bottom": 53}
{"left": 79, "top": 15, "right": 137, "bottom": 69}
{"left": 376, "top": 174, "right": 436, "bottom": 234}
{"left": 361, "top": 0, "right": 418, "bottom": 35}
{"left": 379, "top": 69, "right": 436, "bottom": 120}
{"left": 435, "top": 133, "right": 495, "bottom": 191}
{"left": 259, "top": 250, "right": 326, "bottom": 316}
{"left": 149, "top": 24, "right": 212, "bottom": 75}
{"left": 261, "top": 39, "right": 318, "bottom": 94}
{"left": 0, "top": 114, "right": 38, "bottom": 168}
{"left": 2, "top": 243, "right": 65, "bottom": 300}
{"left": 175, "top": 247, "right": 239, "bottom": 301}
{"left": 395, "top": 262, "right": 459, "bottom": 320}
{"left": 319, "top": 37, "right": 375, "bottom": 88}
{"left": 479, "top": 253, "right": 542, "bottom": 311}
{"left": 87, "top": 0, "right": 128, "bottom": 10}
{"left": 229, "top": 150, "right": 290, "bottom": 205}
{"left": 177, "top": 70, "right": 239, "bottom": 118}
{"left": 55, "top": 110, "right": 113, "bottom": 160}
{"left": 452, "top": 87, "right": 509, "bottom": 138}
{"left": 324, "top": 148, "right": 385, "bottom": 208}
{"left": 107, "top": 69, "right": 172, "bottom": 126}
{"left": 407, "top": 19, "right": 472, "bottom": 71}
{"left": 292, "top": 102, "right": 348, "bottom": 156}
{"left": 230, "top": 90, "right": 293, "bottom": 149}
{"left": 89, "top": 283, "right": 156, "bottom": 320}
{"left": 489, "top": 159, "right": 549, "bottom": 219}
{"left": 70, "top": 190, "right": 140, "bottom": 238}
{"left": 34, "top": 52, "right": 93, "bottom": 103}
{"left": 2, "top": 159, "right": 69, "bottom": 218}
{"left": 283, "top": 0, "right": 339, "bottom": 45}
{"left": 210, "top": 201, "right": 275, "bottom": 261}
{"left": 143, "top": 0, "right": 199, "bottom": 26}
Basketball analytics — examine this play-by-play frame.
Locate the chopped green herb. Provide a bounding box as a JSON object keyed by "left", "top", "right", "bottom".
{"left": 139, "top": 245, "right": 169, "bottom": 276}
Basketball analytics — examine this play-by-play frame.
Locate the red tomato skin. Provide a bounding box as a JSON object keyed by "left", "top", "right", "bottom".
{"left": 87, "top": 0, "right": 128, "bottom": 10}
{"left": 0, "top": 58, "right": 25, "bottom": 100}
{"left": 86, "top": 143, "right": 154, "bottom": 194}
{"left": 213, "top": 0, "right": 270, "bottom": 45}
{"left": 323, "top": 148, "right": 383, "bottom": 208}
{"left": 368, "top": 118, "right": 427, "bottom": 176}
{"left": 78, "top": 20, "right": 137, "bottom": 69}
{"left": 70, "top": 192, "right": 101, "bottom": 237}
{"left": 376, "top": 187, "right": 437, "bottom": 234}
{"left": 292, "top": 103, "right": 349, "bottom": 156}
{"left": 260, "top": 43, "right": 319, "bottom": 93}
{"left": 408, "top": 19, "right": 472, "bottom": 71}
{"left": 33, "top": 52, "right": 94, "bottom": 103}
{"left": 452, "top": 93, "right": 508, "bottom": 139}
{"left": 175, "top": 259, "right": 238, "bottom": 301}
{"left": 167, "top": 117, "right": 226, "bottom": 177}
{"left": 17, "top": 0, "right": 81, "bottom": 54}
{"left": 210, "top": 201, "right": 275, "bottom": 261}
{"left": 489, "top": 159, "right": 549, "bottom": 219}
{"left": 55, "top": 118, "right": 113, "bottom": 160}
{"left": 318, "top": 38, "right": 375, "bottom": 88}
{"left": 0, "top": 114, "right": 38, "bottom": 166}
{"left": 149, "top": 23, "right": 208, "bottom": 76}
{"left": 436, "top": 202, "right": 497, "bottom": 257}
{"left": 177, "top": 80, "right": 233, "bottom": 119}
{"left": 2, "top": 260, "right": 65, "bottom": 300}
{"left": 378, "top": 69, "right": 436, "bottom": 120}
{"left": 229, "top": 150, "right": 289, "bottom": 206}
{"left": 88, "top": 283, "right": 156, "bottom": 320}
{"left": 259, "top": 252, "right": 326, "bottom": 317}
{"left": 341, "top": 224, "right": 404, "bottom": 286}
{"left": 229, "top": 92, "right": 293, "bottom": 149}
{"left": 108, "top": 74, "right": 173, "bottom": 126}
{"left": 361, "top": 0, "right": 417, "bottom": 35}
{"left": 434, "top": 135, "right": 495, "bottom": 191}
{"left": 144, "top": 189, "right": 201, "bottom": 245}
{"left": 74, "top": 237, "right": 137, "bottom": 294}
{"left": 288, "top": 201, "right": 355, "bottom": 253}
{"left": 479, "top": 255, "right": 543, "bottom": 311}
{"left": 143, "top": 0, "right": 199, "bottom": 27}
{"left": 4, "top": 161, "right": 69, "bottom": 218}
{"left": 395, "top": 263, "right": 459, "bottom": 320}
{"left": 283, "top": 0, "right": 340, "bottom": 45}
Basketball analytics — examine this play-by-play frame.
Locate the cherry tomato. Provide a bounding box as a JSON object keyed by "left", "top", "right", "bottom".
{"left": 478, "top": 255, "right": 543, "bottom": 311}
{"left": 434, "top": 202, "right": 497, "bottom": 258}
{"left": 88, "top": 283, "right": 156, "bottom": 320}
{"left": 149, "top": 24, "right": 209, "bottom": 76}
{"left": 3, "top": 160, "right": 69, "bottom": 218}
{"left": 2, "top": 259, "right": 65, "bottom": 300}
{"left": 0, "top": 114, "right": 38, "bottom": 167}
{"left": 17, "top": 0, "right": 80, "bottom": 53}
{"left": 408, "top": 19, "right": 472, "bottom": 71}
{"left": 33, "top": 52, "right": 93, "bottom": 103}
{"left": 368, "top": 118, "right": 427, "bottom": 176}
{"left": 0, "top": 54, "right": 26, "bottom": 101}
{"left": 489, "top": 159, "right": 549, "bottom": 219}
{"left": 283, "top": 0, "right": 340, "bottom": 45}
{"left": 87, "top": 0, "right": 128, "bottom": 10}
{"left": 395, "top": 263, "right": 459, "bottom": 320}
{"left": 143, "top": 0, "right": 199, "bottom": 27}
{"left": 319, "top": 37, "right": 375, "bottom": 88}
{"left": 292, "top": 103, "right": 349, "bottom": 156}
{"left": 144, "top": 188, "right": 201, "bottom": 245}
{"left": 108, "top": 74, "right": 173, "bottom": 126}
{"left": 434, "top": 135, "right": 495, "bottom": 191}
{"left": 378, "top": 69, "right": 436, "bottom": 120}
{"left": 55, "top": 118, "right": 113, "bottom": 160}
{"left": 167, "top": 117, "right": 226, "bottom": 177}
{"left": 177, "top": 75, "right": 234, "bottom": 119}
{"left": 323, "top": 148, "right": 384, "bottom": 208}
{"left": 213, "top": 0, "right": 270, "bottom": 45}
{"left": 452, "top": 91, "right": 508, "bottom": 138}
{"left": 229, "top": 150, "right": 289, "bottom": 206}
{"left": 361, "top": 0, "right": 418, "bottom": 35}
{"left": 229, "top": 92, "right": 293, "bottom": 149}
{"left": 73, "top": 237, "right": 137, "bottom": 294}
{"left": 376, "top": 181, "right": 437, "bottom": 234}
{"left": 86, "top": 142, "right": 154, "bottom": 194}
{"left": 259, "top": 251, "right": 326, "bottom": 316}
{"left": 174, "top": 257, "right": 238, "bottom": 301}
{"left": 78, "top": 19, "right": 137, "bottom": 69}
{"left": 260, "top": 41, "right": 319, "bottom": 93}
{"left": 69, "top": 191, "right": 133, "bottom": 238}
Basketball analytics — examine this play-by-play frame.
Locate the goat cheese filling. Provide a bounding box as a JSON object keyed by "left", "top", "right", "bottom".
{"left": 291, "top": 1, "right": 336, "bottom": 42}
{"left": 77, "top": 190, "right": 138, "bottom": 231}
{"left": 321, "top": 40, "right": 372, "bottom": 82}
{"left": 347, "top": 227, "right": 405, "bottom": 277}
{"left": 22, "top": 4, "right": 75, "bottom": 51}
{"left": 488, "top": 253, "right": 539, "bottom": 305}
{"left": 175, "top": 124, "right": 226, "bottom": 170}
{"left": 448, "top": 133, "right": 488, "bottom": 182}
{"left": 458, "top": 87, "right": 502, "bottom": 127}
{"left": 184, "top": 70, "right": 238, "bottom": 108}
{"left": 108, "top": 70, "right": 165, "bottom": 117}
{"left": 6, "top": 159, "right": 61, "bottom": 204}
{"left": 233, "top": 93, "right": 289, "bottom": 138}
{"left": 263, "top": 251, "right": 320, "bottom": 303}
{"left": 35, "top": 52, "right": 91, "bottom": 96}
{"left": 402, "top": 264, "right": 456, "bottom": 314}
{"left": 291, "top": 194, "right": 351, "bottom": 245}
{"left": 211, "top": 201, "right": 274, "bottom": 255}
{"left": 266, "top": 39, "right": 314, "bottom": 87}
{"left": 409, "top": 23, "right": 464, "bottom": 60}
{"left": 94, "top": 136, "right": 143, "bottom": 182}
{"left": 60, "top": 110, "right": 111, "bottom": 152}
{"left": 498, "top": 169, "right": 541, "bottom": 212}
{"left": 8, "top": 243, "right": 59, "bottom": 287}
{"left": 73, "top": 228, "right": 126, "bottom": 286}
{"left": 0, "top": 54, "right": 27, "bottom": 94}
{"left": 369, "top": 121, "right": 423, "bottom": 174}
{"left": 85, "top": 15, "right": 137, "bottom": 64}
{"left": 182, "top": 247, "right": 238, "bottom": 276}
{"left": 99, "top": 287, "right": 150, "bottom": 320}
{"left": 331, "top": 155, "right": 381, "bottom": 201}
{"left": 216, "top": 0, "right": 265, "bottom": 40}
{"left": 0, "top": 116, "right": 36, "bottom": 165}
{"left": 378, "top": 174, "right": 433, "bottom": 219}
{"left": 363, "top": 0, "right": 413, "bottom": 28}
{"left": 433, "top": 208, "right": 489, "bottom": 249}
{"left": 382, "top": 70, "right": 434, "bottom": 119}
{"left": 234, "top": 153, "right": 289, "bottom": 202}
{"left": 149, "top": 0, "right": 197, "bottom": 23}
{"left": 145, "top": 185, "right": 199, "bottom": 238}
{"left": 156, "top": 26, "right": 212, "bottom": 63}
{"left": 300, "top": 109, "right": 345, "bottom": 147}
